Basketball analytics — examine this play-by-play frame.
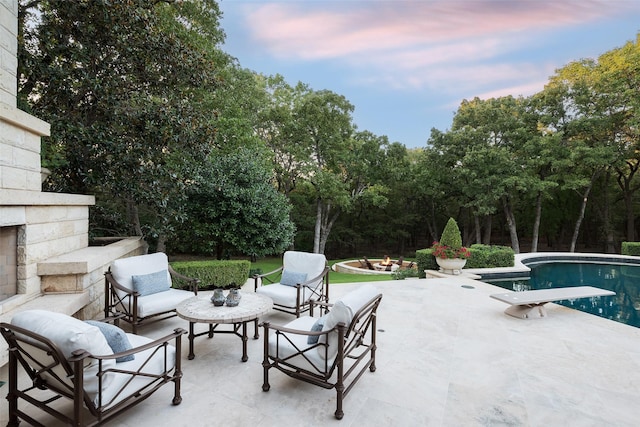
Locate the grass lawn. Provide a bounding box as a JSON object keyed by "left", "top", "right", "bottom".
{"left": 250, "top": 257, "right": 396, "bottom": 284}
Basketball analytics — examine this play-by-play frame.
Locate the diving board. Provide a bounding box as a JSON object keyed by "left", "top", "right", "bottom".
{"left": 490, "top": 286, "right": 616, "bottom": 319}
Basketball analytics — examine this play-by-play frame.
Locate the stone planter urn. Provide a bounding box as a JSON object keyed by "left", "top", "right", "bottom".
{"left": 435, "top": 257, "right": 467, "bottom": 275}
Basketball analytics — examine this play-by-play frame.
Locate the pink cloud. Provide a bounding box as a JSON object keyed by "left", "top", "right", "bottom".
{"left": 235, "top": 0, "right": 638, "bottom": 117}
{"left": 243, "top": 0, "right": 623, "bottom": 61}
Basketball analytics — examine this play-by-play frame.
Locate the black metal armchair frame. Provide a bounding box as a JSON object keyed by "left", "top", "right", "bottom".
{"left": 104, "top": 265, "right": 198, "bottom": 334}
{"left": 254, "top": 264, "right": 330, "bottom": 318}
{"left": 0, "top": 322, "right": 186, "bottom": 427}
{"left": 261, "top": 293, "right": 382, "bottom": 419}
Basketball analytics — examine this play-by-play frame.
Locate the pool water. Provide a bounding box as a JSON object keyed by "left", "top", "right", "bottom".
{"left": 486, "top": 262, "right": 640, "bottom": 328}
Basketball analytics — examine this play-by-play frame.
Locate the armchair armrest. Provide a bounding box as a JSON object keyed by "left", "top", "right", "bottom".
{"left": 309, "top": 299, "right": 332, "bottom": 317}
{"left": 105, "top": 271, "right": 139, "bottom": 296}
{"left": 254, "top": 266, "right": 284, "bottom": 290}
{"left": 298, "top": 265, "right": 330, "bottom": 288}
{"left": 168, "top": 265, "right": 200, "bottom": 293}
{"left": 70, "top": 328, "right": 187, "bottom": 362}
{"left": 261, "top": 320, "right": 333, "bottom": 336}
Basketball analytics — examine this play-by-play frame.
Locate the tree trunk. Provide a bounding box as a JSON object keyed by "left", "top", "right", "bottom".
{"left": 157, "top": 234, "right": 167, "bottom": 253}
{"left": 314, "top": 199, "right": 340, "bottom": 254}
{"left": 502, "top": 196, "right": 520, "bottom": 253}
{"left": 319, "top": 210, "right": 340, "bottom": 255}
{"left": 474, "top": 214, "right": 481, "bottom": 244}
{"left": 531, "top": 191, "right": 542, "bottom": 253}
{"left": 126, "top": 198, "right": 143, "bottom": 236}
{"left": 570, "top": 195, "right": 589, "bottom": 253}
{"left": 570, "top": 172, "right": 599, "bottom": 252}
{"left": 602, "top": 172, "right": 615, "bottom": 254}
{"left": 313, "top": 199, "right": 322, "bottom": 254}
{"left": 625, "top": 190, "right": 635, "bottom": 242}
{"left": 482, "top": 215, "right": 492, "bottom": 244}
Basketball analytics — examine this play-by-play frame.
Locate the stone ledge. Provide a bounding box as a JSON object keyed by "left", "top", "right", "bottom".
{"left": 0, "top": 103, "right": 50, "bottom": 136}
{"left": 424, "top": 269, "right": 481, "bottom": 280}
{"left": 0, "top": 189, "right": 94, "bottom": 206}
{"left": 37, "top": 236, "right": 143, "bottom": 275}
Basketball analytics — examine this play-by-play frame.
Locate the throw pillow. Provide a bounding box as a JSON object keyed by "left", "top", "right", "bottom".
{"left": 131, "top": 269, "right": 171, "bottom": 296}
{"left": 85, "top": 320, "right": 134, "bottom": 363}
{"left": 318, "top": 301, "right": 353, "bottom": 360}
{"left": 280, "top": 269, "right": 308, "bottom": 287}
{"left": 307, "top": 315, "right": 327, "bottom": 345}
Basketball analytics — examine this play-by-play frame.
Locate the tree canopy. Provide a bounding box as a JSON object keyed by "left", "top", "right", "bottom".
{"left": 16, "top": 2, "right": 640, "bottom": 257}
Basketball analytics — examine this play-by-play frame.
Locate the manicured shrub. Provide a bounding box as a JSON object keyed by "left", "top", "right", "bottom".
{"left": 439, "top": 217, "right": 463, "bottom": 249}
{"left": 171, "top": 260, "right": 250, "bottom": 289}
{"left": 465, "top": 244, "right": 514, "bottom": 268}
{"left": 416, "top": 243, "right": 514, "bottom": 275}
{"left": 621, "top": 242, "right": 640, "bottom": 257}
{"left": 415, "top": 249, "right": 437, "bottom": 278}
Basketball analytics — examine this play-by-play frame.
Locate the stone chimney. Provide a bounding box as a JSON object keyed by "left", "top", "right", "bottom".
{"left": 0, "top": 0, "right": 145, "bottom": 368}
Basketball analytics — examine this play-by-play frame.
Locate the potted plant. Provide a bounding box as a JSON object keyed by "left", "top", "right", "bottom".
{"left": 431, "top": 217, "right": 470, "bottom": 274}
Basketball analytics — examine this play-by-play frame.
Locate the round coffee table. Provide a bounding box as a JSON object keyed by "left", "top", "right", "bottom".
{"left": 176, "top": 292, "right": 273, "bottom": 362}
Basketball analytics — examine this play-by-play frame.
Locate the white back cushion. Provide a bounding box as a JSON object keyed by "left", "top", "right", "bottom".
{"left": 283, "top": 251, "right": 326, "bottom": 287}
{"left": 317, "top": 285, "right": 379, "bottom": 360}
{"left": 338, "top": 284, "right": 379, "bottom": 315}
{"left": 11, "top": 310, "right": 115, "bottom": 398}
{"left": 111, "top": 252, "right": 171, "bottom": 292}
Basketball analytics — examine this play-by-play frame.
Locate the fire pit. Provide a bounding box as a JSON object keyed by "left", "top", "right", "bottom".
{"left": 332, "top": 257, "right": 408, "bottom": 275}
{"left": 373, "top": 256, "right": 400, "bottom": 272}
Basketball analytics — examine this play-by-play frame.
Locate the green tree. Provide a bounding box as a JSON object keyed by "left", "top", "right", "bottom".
{"left": 174, "top": 148, "right": 295, "bottom": 259}
{"left": 18, "top": 0, "right": 225, "bottom": 249}
{"left": 591, "top": 36, "right": 640, "bottom": 242}
{"left": 541, "top": 58, "right": 622, "bottom": 252}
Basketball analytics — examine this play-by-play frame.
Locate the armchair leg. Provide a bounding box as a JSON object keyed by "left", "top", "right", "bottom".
{"left": 7, "top": 350, "right": 19, "bottom": 427}
{"left": 173, "top": 330, "right": 184, "bottom": 405}
{"left": 335, "top": 384, "right": 345, "bottom": 420}
{"left": 335, "top": 368, "right": 345, "bottom": 419}
{"left": 262, "top": 322, "right": 271, "bottom": 392}
{"left": 172, "top": 377, "right": 183, "bottom": 406}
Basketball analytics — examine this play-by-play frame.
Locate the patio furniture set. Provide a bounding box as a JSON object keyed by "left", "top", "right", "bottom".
{"left": 0, "top": 250, "right": 383, "bottom": 425}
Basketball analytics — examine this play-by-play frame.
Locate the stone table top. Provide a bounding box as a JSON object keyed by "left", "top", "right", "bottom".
{"left": 176, "top": 292, "right": 273, "bottom": 324}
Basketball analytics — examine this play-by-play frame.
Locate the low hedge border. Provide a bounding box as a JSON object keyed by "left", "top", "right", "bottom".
{"left": 171, "top": 259, "right": 251, "bottom": 290}
{"left": 416, "top": 244, "right": 515, "bottom": 278}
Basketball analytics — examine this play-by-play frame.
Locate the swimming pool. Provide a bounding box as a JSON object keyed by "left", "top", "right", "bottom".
{"left": 486, "top": 262, "right": 640, "bottom": 328}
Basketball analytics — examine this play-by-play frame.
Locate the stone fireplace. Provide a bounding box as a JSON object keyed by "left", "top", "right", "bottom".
{"left": 0, "top": 0, "right": 146, "bottom": 367}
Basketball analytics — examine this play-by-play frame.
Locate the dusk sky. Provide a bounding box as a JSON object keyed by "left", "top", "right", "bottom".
{"left": 218, "top": 1, "right": 640, "bottom": 149}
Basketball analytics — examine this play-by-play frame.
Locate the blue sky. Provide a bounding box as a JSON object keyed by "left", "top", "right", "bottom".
{"left": 218, "top": 0, "right": 640, "bottom": 149}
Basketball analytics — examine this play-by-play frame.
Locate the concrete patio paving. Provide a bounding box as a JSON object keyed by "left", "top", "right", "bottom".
{"left": 2, "top": 276, "right": 640, "bottom": 426}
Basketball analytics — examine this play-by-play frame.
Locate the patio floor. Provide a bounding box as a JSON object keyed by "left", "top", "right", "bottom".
{"left": 2, "top": 276, "right": 640, "bottom": 426}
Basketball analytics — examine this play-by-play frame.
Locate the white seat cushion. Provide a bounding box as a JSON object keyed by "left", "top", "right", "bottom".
{"left": 256, "top": 283, "right": 314, "bottom": 307}
{"left": 268, "top": 316, "right": 335, "bottom": 374}
{"left": 99, "top": 333, "right": 176, "bottom": 409}
{"left": 123, "top": 288, "right": 195, "bottom": 318}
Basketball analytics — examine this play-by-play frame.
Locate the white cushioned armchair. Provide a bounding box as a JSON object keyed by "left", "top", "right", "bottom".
{"left": 1, "top": 310, "right": 186, "bottom": 426}
{"left": 105, "top": 252, "right": 199, "bottom": 334}
{"left": 254, "top": 250, "right": 330, "bottom": 317}
{"left": 261, "top": 285, "right": 382, "bottom": 419}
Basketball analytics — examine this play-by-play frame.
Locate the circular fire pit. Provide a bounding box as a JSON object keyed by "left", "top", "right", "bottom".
{"left": 332, "top": 259, "right": 403, "bottom": 275}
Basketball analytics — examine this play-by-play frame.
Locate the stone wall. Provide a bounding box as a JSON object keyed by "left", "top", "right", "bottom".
{"left": 0, "top": 0, "right": 147, "bottom": 367}
{"left": 0, "top": 0, "right": 18, "bottom": 108}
